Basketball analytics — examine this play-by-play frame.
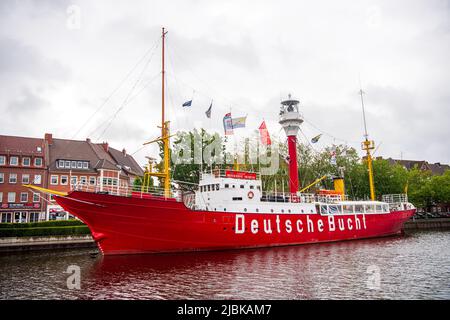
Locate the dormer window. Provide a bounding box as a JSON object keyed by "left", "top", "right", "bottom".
{"left": 23, "top": 157, "right": 30, "bottom": 166}
{"left": 34, "top": 157, "right": 42, "bottom": 167}
{"left": 10, "top": 156, "right": 18, "bottom": 166}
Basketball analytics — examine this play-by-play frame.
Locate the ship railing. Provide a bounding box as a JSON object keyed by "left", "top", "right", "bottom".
{"left": 381, "top": 194, "right": 414, "bottom": 211}
{"left": 382, "top": 194, "right": 408, "bottom": 204}
{"left": 71, "top": 182, "right": 178, "bottom": 200}
{"left": 259, "top": 192, "right": 342, "bottom": 204}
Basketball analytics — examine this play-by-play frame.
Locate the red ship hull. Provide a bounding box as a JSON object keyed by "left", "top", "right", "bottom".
{"left": 55, "top": 191, "right": 415, "bottom": 255}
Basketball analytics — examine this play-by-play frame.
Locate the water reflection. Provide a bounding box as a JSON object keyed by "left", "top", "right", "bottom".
{"left": 1, "top": 231, "right": 449, "bottom": 300}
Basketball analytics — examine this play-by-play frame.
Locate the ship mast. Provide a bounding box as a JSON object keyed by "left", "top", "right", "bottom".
{"left": 359, "top": 88, "right": 376, "bottom": 201}
{"left": 143, "top": 27, "right": 171, "bottom": 198}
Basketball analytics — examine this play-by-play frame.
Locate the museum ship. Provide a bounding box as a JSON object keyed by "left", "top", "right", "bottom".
{"left": 26, "top": 28, "right": 415, "bottom": 255}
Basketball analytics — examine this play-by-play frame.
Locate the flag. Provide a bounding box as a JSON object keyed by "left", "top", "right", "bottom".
{"left": 205, "top": 101, "right": 212, "bottom": 118}
{"left": 258, "top": 121, "right": 272, "bottom": 145}
{"left": 223, "top": 113, "right": 233, "bottom": 135}
{"left": 311, "top": 134, "right": 322, "bottom": 144}
{"left": 330, "top": 150, "right": 337, "bottom": 165}
{"left": 231, "top": 116, "right": 246, "bottom": 128}
{"left": 182, "top": 100, "right": 192, "bottom": 107}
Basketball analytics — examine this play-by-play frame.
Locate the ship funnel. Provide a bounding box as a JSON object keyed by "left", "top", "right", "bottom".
{"left": 279, "top": 94, "right": 303, "bottom": 196}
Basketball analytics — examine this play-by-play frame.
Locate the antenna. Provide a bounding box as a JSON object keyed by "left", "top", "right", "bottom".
{"left": 359, "top": 77, "right": 369, "bottom": 139}
{"left": 358, "top": 79, "right": 376, "bottom": 201}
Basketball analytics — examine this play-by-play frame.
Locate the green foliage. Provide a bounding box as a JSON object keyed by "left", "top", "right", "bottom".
{"left": 0, "top": 219, "right": 85, "bottom": 229}
{"left": 0, "top": 219, "right": 90, "bottom": 237}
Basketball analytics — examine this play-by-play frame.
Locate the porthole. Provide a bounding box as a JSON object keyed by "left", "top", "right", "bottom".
{"left": 288, "top": 209, "right": 291, "bottom": 213}
{"left": 256, "top": 208, "right": 259, "bottom": 213}
{"left": 281, "top": 209, "right": 284, "bottom": 213}
{"left": 301, "top": 209, "right": 304, "bottom": 213}
{"left": 271, "top": 209, "right": 274, "bottom": 213}
{"left": 244, "top": 208, "right": 247, "bottom": 212}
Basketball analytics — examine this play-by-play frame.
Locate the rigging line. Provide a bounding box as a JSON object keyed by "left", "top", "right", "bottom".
{"left": 89, "top": 71, "right": 160, "bottom": 139}
{"left": 166, "top": 40, "right": 185, "bottom": 105}
{"left": 303, "top": 118, "right": 359, "bottom": 145}
{"left": 168, "top": 40, "right": 249, "bottom": 111}
{"left": 94, "top": 49, "right": 159, "bottom": 141}
{"left": 72, "top": 37, "right": 161, "bottom": 140}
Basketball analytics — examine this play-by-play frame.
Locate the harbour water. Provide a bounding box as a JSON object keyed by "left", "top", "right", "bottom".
{"left": 0, "top": 230, "right": 449, "bottom": 300}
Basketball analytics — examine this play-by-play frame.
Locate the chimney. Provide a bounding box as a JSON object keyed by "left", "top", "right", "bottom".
{"left": 86, "top": 138, "right": 91, "bottom": 143}
{"left": 44, "top": 133, "right": 53, "bottom": 145}
{"left": 122, "top": 148, "right": 127, "bottom": 157}
{"left": 102, "top": 142, "right": 109, "bottom": 152}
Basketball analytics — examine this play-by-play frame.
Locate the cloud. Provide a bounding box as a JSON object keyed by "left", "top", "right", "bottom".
{"left": 0, "top": 0, "right": 448, "bottom": 167}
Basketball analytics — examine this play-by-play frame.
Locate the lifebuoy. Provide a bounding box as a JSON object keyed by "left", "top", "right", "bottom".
{"left": 247, "top": 191, "right": 254, "bottom": 199}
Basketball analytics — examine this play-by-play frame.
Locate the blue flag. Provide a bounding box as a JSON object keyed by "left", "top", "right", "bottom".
{"left": 182, "top": 100, "right": 192, "bottom": 107}
{"left": 205, "top": 102, "right": 212, "bottom": 118}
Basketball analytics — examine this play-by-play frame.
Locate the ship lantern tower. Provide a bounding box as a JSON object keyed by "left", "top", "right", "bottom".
{"left": 279, "top": 94, "right": 303, "bottom": 195}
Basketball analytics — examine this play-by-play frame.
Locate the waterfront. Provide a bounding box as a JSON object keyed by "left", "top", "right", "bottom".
{"left": 0, "top": 230, "right": 449, "bottom": 300}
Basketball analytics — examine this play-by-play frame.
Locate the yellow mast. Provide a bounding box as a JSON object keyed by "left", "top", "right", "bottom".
{"left": 359, "top": 88, "right": 376, "bottom": 201}
{"left": 143, "top": 27, "right": 171, "bottom": 198}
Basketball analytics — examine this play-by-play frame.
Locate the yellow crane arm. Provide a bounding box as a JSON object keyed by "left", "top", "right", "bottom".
{"left": 22, "top": 184, "right": 68, "bottom": 196}
{"left": 298, "top": 175, "right": 328, "bottom": 193}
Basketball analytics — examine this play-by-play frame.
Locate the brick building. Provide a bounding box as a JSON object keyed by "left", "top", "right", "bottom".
{"left": 0, "top": 133, "right": 144, "bottom": 223}
{"left": 0, "top": 135, "right": 48, "bottom": 223}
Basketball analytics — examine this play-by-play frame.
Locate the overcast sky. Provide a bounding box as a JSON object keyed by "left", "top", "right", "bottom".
{"left": 0, "top": 0, "right": 449, "bottom": 166}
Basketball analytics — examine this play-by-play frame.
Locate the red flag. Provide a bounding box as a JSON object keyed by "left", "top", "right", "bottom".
{"left": 258, "top": 121, "right": 272, "bottom": 145}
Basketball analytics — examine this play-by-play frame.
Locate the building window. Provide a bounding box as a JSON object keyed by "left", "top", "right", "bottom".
{"left": 80, "top": 176, "right": 87, "bottom": 184}
{"left": 60, "top": 175, "right": 68, "bottom": 185}
{"left": 22, "top": 174, "right": 30, "bottom": 184}
{"left": 224, "top": 184, "right": 229, "bottom": 188}
{"left": 77, "top": 161, "right": 83, "bottom": 169}
{"left": 83, "top": 162, "right": 89, "bottom": 169}
{"left": 10, "top": 156, "right": 18, "bottom": 166}
{"left": 34, "top": 175, "right": 42, "bottom": 185}
{"left": 0, "top": 173, "right": 3, "bottom": 183}
{"left": 33, "top": 193, "right": 40, "bottom": 202}
{"left": 1, "top": 213, "right": 12, "bottom": 223}
{"left": 65, "top": 160, "right": 71, "bottom": 168}
{"left": 89, "top": 177, "right": 96, "bottom": 185}
{"left": 50, "top": 175, "right": 58, "bottom": 185}
{"left": 23, "top": 157, "right": 31, "bottom": 166}
{"left": 20, "top": 192, "right": 28, "bottom": 203}
{"left": 8, "top": 192, "right": 15, "bottom": 203}
{"left": 34, "top": 157, "right": 43, "bottom": 167}
{"left": 29, "top": 212, "right": 40, "bottom": 222}
{"left": 58, "top": 160, "right": 65, "bottom": 168}
{"left": 0, "top": 192, "right": 2, "bottom": 202}
{"left": 9, "top": 173, "right": 17, "bottom": 184}
{"left": 0, "top": 155, "right": 5, "bottom": 165}
{"left": 71, "top": 161, "right": 77, "bottom": 168}
{"left": 71, "top": 176, "right": 77, "bottom": 185}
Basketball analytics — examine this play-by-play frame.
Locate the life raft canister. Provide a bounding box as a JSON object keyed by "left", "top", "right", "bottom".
{"left": 247, "top": 191, "right": 254, "bottom": 199}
